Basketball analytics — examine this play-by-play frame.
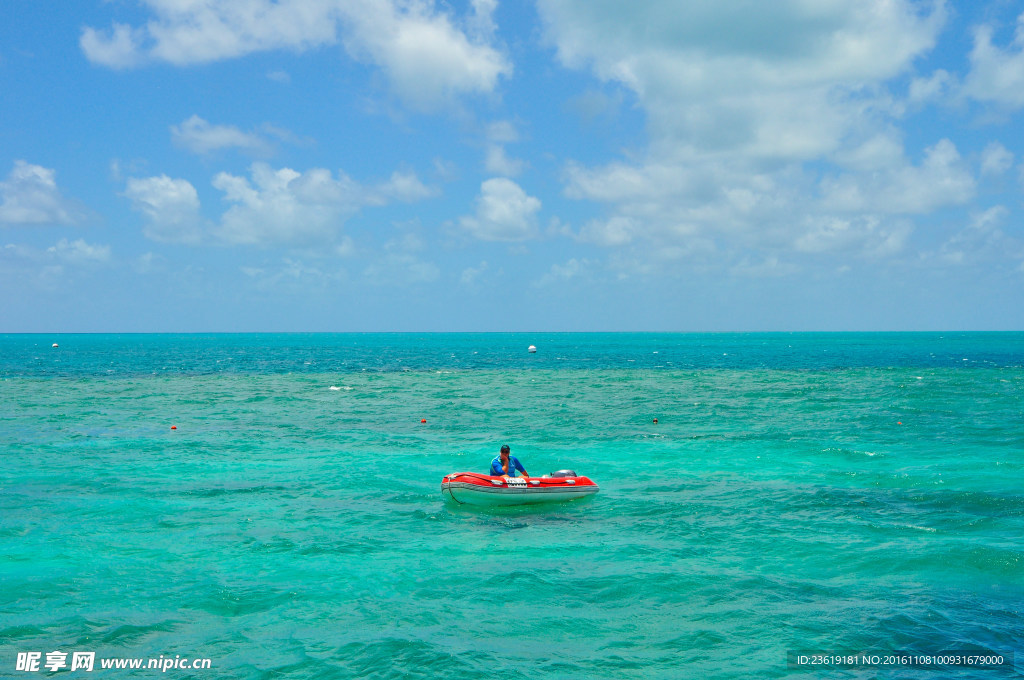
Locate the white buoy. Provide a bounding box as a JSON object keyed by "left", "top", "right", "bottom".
{"left": 528, "top": 345, "right": 537, "bottom": 353}
{"left": 52, "top": 343, "right": 59, "bottom": 348}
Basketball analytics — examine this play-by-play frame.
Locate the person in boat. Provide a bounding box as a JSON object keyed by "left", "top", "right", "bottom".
{"left": 490, "top": 444, "right": 530, "bottom": 479}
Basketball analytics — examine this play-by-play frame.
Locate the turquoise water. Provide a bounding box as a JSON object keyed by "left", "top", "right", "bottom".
{"left": 2, "top": 333, "right": 1022, "bottom": 678}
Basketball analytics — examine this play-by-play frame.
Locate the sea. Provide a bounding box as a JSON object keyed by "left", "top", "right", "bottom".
{"left": 1, "top": 333, "right": 1022, "bottom": 679}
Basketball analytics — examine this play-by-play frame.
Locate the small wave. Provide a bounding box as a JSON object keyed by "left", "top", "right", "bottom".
{"left": 100, "top": 620, "right": 180, "bottom": 644}
{"left": 180, "top": 484, "right": 290, "bottom": 498}
{"left": 894, "top": 523, "right": 937, "bottom": 533}
{"left": 328, "top": 385, "right": 353, "bottom": 391}
{"left": 191, "top": 585, "right": 295, "bottom": 617}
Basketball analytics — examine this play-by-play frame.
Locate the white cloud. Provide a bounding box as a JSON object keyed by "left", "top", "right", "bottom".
{"left": 82, "top": 0, "right": 340, "bottom": 67}
{"left": 1, "top": 239, "right": 111, "bottom": 289}
{"left": 794, "top": 216, "right": 911, "bottom": 258}
{"left": 125, "top": 163, "right": 433, "bottom": 249}
{"left": 539, "top": 0, "right": 944, "bottom": 160}
{"left": 459, "top": 178, "right": 541, "bottom": 242}
{"left": 133, "top": 252, "right": 165, "bottom": 274}
{"left": 0, "top": 161, "right": 81, "bottom": 226}
{"left": 213, "top": 163, "right": 362, "bottom": 246}
{"left": 934, "top": 205, "right": 1021, "bottom": 266}
{"left": 339, "top": 0, "right": 511, "bottom": 109}
{"left": 47, "top": 238, "right": 111, "bottom": 264}
{"left": 124, "top": 175, "right": 204, "bottom": 244}
{"left": 564, "top": 138, "right": 969, "bottom": 262}
{"left": 483, "top": 121, "right": 525, "bottom": 176}
{"left": 730, "top": 256, "right": 799, "bottom": 278}
{"left": 980, "top": 142, "right": 1014, "bottom": 176}
{"left": 374, "top": 170, "right": 436, "bottom": 203}
{"left": 832, "top": 134, "right": 906, "bottom": 172}
{"left": 467, "top": 0, "right": 498, "bottom": 42}
{"left": 536, "top": 257, "right": 591, "bottom": 286}
{"left": 171, "top": 115, "right": 274, "bottom": 156}
{"left": 963, "top": 12, "right": 1024, "bottom": 109}
{"left": 539, "top": 0, "right": 971, "bottom": 267}
{"left": 566, "top": 89, "right": 624, "bottom": 122}
{"left": 576, "top": 216, "right": 639, "bottom": 247}
{"left": 364, "top": 232, "right": 439, "bottom": 285}
{"left": 908, "top": 68, "right": 955, "bottom": 105}
{"left": 460, "top": 260, "right": 488, "bottom": 285}
{"left": 241, "top": 258, "right": 349, "bottom": 292}
{"left": 81, "top": 0, "right": 510, "bottom": 110}
{"left": 820, "top": 139, "right": 975, "bottom": 214}
{"left": 485, "top": 146, "right": 526, "bottom": 177}
{"left": 80, "top": 23, "right": 144, "bottom": 70}
{"left": 486, "top": 120, "right": 517, "bottom": 144}
{"left": 432, "top": 157, "right": 458, "bottom": 181}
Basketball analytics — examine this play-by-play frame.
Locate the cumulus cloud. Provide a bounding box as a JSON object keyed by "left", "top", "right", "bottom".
{"left": 536, "top": 257, "right": 592, "bottom": 287}
{"left": 240, "top": 258, "right": 350, "bottom": 293}
{"left": 963, "top": 12, "right": 1024, "bottom": 110}
{"left": 538, "top": 1, "right": 988, "bottom": 268}
{"left": 564, "top": 137, "right": 971, "bottom": 263}
{"left": 908, "top": 68, "right": 956, "bottom": 105}
{"left": 210, "top": 162, "right": 432, "bottom": 247}
{"left": 363, "top": 232, "right": 440, "bottom": 285}
{"left": 485, "top": 146, "right": 525, "bottom": 177}
{"left": 267, "top": 69, "right": 291, "bottom": 83}
{"left": 124, "top": 162, "right": 432, "bottom": 248}
{"left": 539, "top": 0, "right": 944, "bottom": 160}
{"left": 0, "top": 161, "right": 82, "bottom": 226}
{"left": 213, "top": 163, "right": 362, "bottom": 246}
{"left": 459, "top": 178, "right": 541, "bottom": 242}
{"left": 374, "top": 170, "right": 436, "bottom": 203}
{"left": 171, "top": 115, "right": 274, "bottom": 156}
{"left": 980, "top": 142, "right": 1014, "bottom": 176}
{"left": 729, "top": 256, "right": 799, "bottom": 279}
{"left": 80, "top": 23, "right": 144, "bottom": 70}
{"left": 81, "top": 0, "right": 510, "bottom": 109}
{"left": 460, "top": 260, "right": 489, "bottom": 285}
{"left": 1, "top": 239, "right": 111, "bottom": 288}
{"left": 47, "top": 238, "right": 111, "bottom": 264}
{"left": 484, "top": 120, "right": 525, "bottom": 176}
{"left": 81, "top": 0, "right": 339, "bottom": 67}
{"left": 794, "top": 216, "right": 911, "bottom": 258}
{"left": 340, "top": 0, "right": 511, "bottom": 109}
{"left": 820, "top": 139, "right": 975, "bottom": 214}
{"left": 124, "top": 175, "right": 205, "bottom": 244}
{"left": 934, "top": 205, "right": 1021, "bottom": 266}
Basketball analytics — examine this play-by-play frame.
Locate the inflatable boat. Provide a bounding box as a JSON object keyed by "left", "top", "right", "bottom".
{"left": 441, "top": 470, "right": 599, "bottom": 507}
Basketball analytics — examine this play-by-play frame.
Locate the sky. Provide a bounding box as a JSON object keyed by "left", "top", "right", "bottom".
{"left": 2, "top": 0, "right": 1024, "bottom": 332}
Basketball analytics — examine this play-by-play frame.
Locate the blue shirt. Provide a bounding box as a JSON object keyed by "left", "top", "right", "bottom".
{"left": 490, "top": 455, "right": 526, "bottom": 477}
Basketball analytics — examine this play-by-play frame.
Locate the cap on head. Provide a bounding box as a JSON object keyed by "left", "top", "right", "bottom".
{"left": 500, "top": 444, "right": 510, "bottom": 454}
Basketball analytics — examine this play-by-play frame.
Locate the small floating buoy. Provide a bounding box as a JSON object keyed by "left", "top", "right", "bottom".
{"left": 52, "top": 343, "right": 59, "bottom": 348}
{"left": 421, "top": 419, "right": 426, "bottom": 423}
{"left": 170, "top": 425, "right": 177, "bottom": 430}
{"left": 528, "top": 345, "right": 537, "bottom": 353}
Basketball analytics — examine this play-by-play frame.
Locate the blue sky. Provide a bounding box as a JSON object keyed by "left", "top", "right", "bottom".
{"left": 1, "top": 0, "right": 1023, "bottom": 331}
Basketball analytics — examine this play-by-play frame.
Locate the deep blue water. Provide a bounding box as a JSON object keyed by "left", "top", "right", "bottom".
{"left": 3, "top": 332, "right": 1022, "bottom": 376}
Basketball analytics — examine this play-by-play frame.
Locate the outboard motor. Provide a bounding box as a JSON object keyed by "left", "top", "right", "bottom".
{"left": 548, "top": 470, "right": 577, "bottom": 478}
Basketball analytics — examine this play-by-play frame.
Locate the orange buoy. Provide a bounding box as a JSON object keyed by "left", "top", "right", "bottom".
{"left": 170, "top": 425, "right": 177, "bottom": 430}
{"left": 421, "top": 419, "right": 426, "bottom": 423}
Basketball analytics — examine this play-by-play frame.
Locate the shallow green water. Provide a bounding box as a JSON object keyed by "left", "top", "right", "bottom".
{"left": 1, "top": 334, "right": 1022, "bottom": 678}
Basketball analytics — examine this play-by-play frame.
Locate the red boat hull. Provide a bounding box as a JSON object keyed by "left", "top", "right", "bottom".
{"left": 441, "top": 472, "right": 599, "bottom": 506}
